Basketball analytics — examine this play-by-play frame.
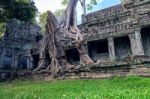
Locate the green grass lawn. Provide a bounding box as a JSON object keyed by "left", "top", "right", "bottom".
{"left": 0, "top": 76, "right": 150, "bottom": 99}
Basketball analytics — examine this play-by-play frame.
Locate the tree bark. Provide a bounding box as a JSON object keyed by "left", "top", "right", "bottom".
{"left": 34, "top": 0, "right": 93, "bottom": 77}
{"left": 64, "top": 0, "right": 93, "bottom": 65}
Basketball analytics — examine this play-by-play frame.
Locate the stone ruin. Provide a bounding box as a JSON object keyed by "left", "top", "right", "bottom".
{"left": 0, "top": 0, "right": 150, "bottom": 81}
{"left": 0, "top": 19, "right": 42, "bottom": 81}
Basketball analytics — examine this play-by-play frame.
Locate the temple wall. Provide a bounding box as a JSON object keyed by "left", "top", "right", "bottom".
{"left": 1, "top": 0, "right": 150, "bottom": 80}
{"left": 76, "top": 0, "right": 150, "bottom": 63}
{"left": 35, "top": 0, "right": 150, "bottom": 69}
{"left": 0, "top": 19, "right": 42, "bottom": 70}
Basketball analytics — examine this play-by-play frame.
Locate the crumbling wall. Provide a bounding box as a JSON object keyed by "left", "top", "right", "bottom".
{"left": 0, "top": 19, "right": 42, "bottom": 70}
{"left": 4, "top": 19, "right": 42, "bottom": 42}
{"left": 3, "top": 49, "right": 12, "bottom": 69}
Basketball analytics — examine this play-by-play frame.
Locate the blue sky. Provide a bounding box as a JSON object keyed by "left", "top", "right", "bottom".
{"left": 89, "top": 0, "right": 121, "bottom": 13}
{"left": 34, "top": 0, "right": 121, "bottom": 24}
{"left": 78, "top": 0, "right": 121, "bottom": 24}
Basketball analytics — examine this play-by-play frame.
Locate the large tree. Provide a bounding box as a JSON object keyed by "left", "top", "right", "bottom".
{"left": 39, "top": 9, "right": 66, "bottom": 33}
{"left": 38, "top": 0, "right": 98, "bottom": 33}
{"left": 0, "top": 0, "right": 37, "bottom": 37}
{"left": 34, "top": 0, "right": 93, "bottom": 77}
{"left": 0, "top": 0, "right": 37, "bottom": 23}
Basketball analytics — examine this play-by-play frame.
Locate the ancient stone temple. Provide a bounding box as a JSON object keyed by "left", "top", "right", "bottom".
{"left": 0, "top": 19, "right": 42, "bottom": 81}
{"left": 0, "top": 0, "right": 150, "bottom": 81}
{"left": 78, "top": 0, "right": 150, "bottom": 62}
{"left": 66, "top": 0, "right": 150, "bottom": 64}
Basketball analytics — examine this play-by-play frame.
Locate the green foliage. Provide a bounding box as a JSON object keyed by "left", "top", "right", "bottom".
{"left": 39, "top": 12, "right": 48, "bottom": 32}
{"left": 13, "top": 1, "right": 37, "bottom": 22}
{"left": 0, "top": 23, "right": 6, "bottom": 37}
{"left": 54, "top": 9, "right": 65, "bottom": 17}
{"left": 87, "top": 0, "right": 97, "bottom": 10}
{"left": 0, "top": 0, "right": 37, "bottom": 23}
{"left": 61, "top": 0, "right": 69, "bottom": 6}
{"left": 0, "top": 76, "right": 150, "bottom": 99}
{"left": 61, "top": 0, "right": 98, "bottom": 10}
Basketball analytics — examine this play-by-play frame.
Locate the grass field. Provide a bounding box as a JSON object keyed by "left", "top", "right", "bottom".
{"left": 0, "top": 76, "right": 150, "bottom": 99}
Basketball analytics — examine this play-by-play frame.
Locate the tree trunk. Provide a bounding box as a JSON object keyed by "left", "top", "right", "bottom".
{"left": 34, "top": 0, "right": 93, "bottom": 77}
{"left": 65, "top": 0, "right": 93, "bottom": 65}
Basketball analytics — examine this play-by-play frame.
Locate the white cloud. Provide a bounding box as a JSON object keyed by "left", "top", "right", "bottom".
{"left": 34, "top": 0, "right": 104, "bottom": 24}
{"left": 33, "top": 0, "right": 64, "bottom": 13}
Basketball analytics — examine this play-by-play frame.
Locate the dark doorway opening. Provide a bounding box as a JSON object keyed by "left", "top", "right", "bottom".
{"left": 114, "top": 36, "right": 131, "bottom": 59}
{"left": 3, "top": 55, "right": 12, "bottom": 69}
{"left": 45, "top": 52, "right": 51, "bottom": 67}
{"left": 18, "top": 56, "right": 27, "bottom": 69}
{"left": 141, "top": 26, "right": 150, "bottom": 55}
{"left": 32, "top": 54, "right": 39, "bottom": 69}
{"left": 65, "top": 48, "right": 80, "bottom": 65}
{"left": 88, "top": 39, "right": 109, "bottom": 61}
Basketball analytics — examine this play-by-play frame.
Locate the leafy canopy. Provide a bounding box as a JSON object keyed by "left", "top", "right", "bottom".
{"left": 39, "top": 12, "right": 48, "bottom": 33}
{"left": 0, "top": 0, "right": 37, "bottom": 23}
{"left": 54, "top": 0, "right": 99, "bottom": 17}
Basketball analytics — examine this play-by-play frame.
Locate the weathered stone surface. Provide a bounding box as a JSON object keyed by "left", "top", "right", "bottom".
{"left": 0, "top": 19, "right": 42, "bottom": 70}
{"left": 1, "top": 0, "right": 150, "bottom": 81}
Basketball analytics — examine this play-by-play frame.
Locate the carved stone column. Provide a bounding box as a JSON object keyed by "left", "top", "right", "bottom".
{"left": 27, "top": 57, "right": 33, "bottom": 69}
{"left": 108, "top": 38, "right": 116, "bottom": 61}
{"left": 0, "top": 54, "right": 2, "bottom": 68}
{"left": 129, "top": 29, "right": 144, "bottom": 56}
{"left": 27, "top": 50, "right": 33, "bottom": 69}
{"left": 0, "top": 48, "right": 5, "bottom": 68}
{"left": 27, "top": 57, "right": 30, "bottom": 69}
{"left": 14, "top": 56, "right": 18, "bottom": 68}
{"left": 129, "top": 33, "right": 137, "bottom": 55}
{"left": 11, "top": 50, "right": 18, "bottom": 69}
{"left": 84, "top": 42, "right": 89, "bottom": 55}
{"left": 135, "top": 29, "right": 144, "bottom": 55}
{"left": 11, "top": 55, "right": 15, "bottom": 69}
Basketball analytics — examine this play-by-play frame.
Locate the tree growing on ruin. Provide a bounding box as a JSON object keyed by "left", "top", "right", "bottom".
{"left": 34, "top": 0, "right": 94, "bottom": 77}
